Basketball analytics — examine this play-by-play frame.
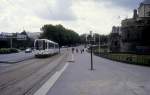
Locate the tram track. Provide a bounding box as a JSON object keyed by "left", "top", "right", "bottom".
{"left": 0, "top": 52, "right": 68, "bottom": 95}
{"left": 0, "top": 56, "right": 58, "bottom": 90}
{"left": 0, "top": 58, "right": 42, "bottom": 74}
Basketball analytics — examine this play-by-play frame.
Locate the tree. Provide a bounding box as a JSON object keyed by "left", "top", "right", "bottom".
{"left": 19, "top": 30, "right": 34, "bottom": 49}
{"left": 40, "top": 24, "right": 80, "bottom": 46}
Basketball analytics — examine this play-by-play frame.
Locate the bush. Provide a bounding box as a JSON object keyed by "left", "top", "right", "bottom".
{"left": 0, "top": 48, "right": 19, "bottom": 54}
{"left": 9, "top": 48, "right": 19, "bottom": 53}
{"left": 0, "top": 48, "right": 10, "bottom": 54}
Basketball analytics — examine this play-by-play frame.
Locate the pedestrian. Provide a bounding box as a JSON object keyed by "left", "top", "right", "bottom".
{"left": 72, "top": 48, "right": 74, "bottom": 53}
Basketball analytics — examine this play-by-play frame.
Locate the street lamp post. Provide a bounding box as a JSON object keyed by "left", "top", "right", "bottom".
{"left": 90, "top": 44, "right": 94, "bottom": 70}
{"left": 99, "top": 35, "right": 100, "bottom": 56}
{"left": 90, "top": 31, "right": 94, "bottom": 70}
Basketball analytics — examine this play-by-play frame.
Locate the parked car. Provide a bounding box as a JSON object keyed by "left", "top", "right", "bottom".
{"left": 25, "top": 48, "right": 32, "bottom": 53}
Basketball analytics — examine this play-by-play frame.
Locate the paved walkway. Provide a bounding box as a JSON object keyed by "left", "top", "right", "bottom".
{"left": 46, "top": 52, "right": 150, "bottom": 95}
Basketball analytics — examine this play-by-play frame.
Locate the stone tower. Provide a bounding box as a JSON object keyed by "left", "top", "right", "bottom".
{"left": 133, "top": 9, "right": 138, "bottom": 19}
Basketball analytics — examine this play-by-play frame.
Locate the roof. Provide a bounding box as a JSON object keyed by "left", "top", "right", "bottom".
{"left": 35, "top": 39, "right": 58, "bottom": 44}
{"left": 142, "top": 0, "right": 150, "bottom": 4}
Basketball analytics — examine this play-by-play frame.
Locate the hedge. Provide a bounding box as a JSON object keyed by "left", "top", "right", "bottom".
{"left": 0, "top": 48, "right": 19, "bottom": 54}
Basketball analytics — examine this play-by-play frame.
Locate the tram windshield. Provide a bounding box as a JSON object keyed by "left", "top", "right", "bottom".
{"left": 35, "top": 40, "right": 46, "bottom": 50}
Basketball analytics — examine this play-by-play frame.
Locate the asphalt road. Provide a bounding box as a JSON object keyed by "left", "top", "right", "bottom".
{"left": 0, "top": 51, "right": 34, "bottom": 63}
{"left": 0, "top": 51, "right": 69, "bottom": 95}
{"left": 47, "top": 52, "right": 150, "bottom": 95}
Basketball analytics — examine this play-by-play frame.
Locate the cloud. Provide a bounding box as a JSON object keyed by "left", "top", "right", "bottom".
{"left": 50, "top": 0, "right": 76, "bottom": 20}
{"left": 1, "top": 0, "right": 76, "bottom": 21}
{"left": 0, "top": 0, "right": 142, "bottom": 34}
{"left": 95, "top": 0, "right": 142, "bottom": 9}
{"left": 34, "top": 0, "right": 76, "bottom": 21}
{"left": 69, "top": 0, "right": 134, "bottom": 34}
{"left": 0, "top": 0, "right": 76, "bottom": 32}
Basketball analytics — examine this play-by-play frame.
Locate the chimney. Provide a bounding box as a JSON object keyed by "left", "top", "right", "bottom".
{"left": 133, "top": 9, "right": 138, "bottom": 19}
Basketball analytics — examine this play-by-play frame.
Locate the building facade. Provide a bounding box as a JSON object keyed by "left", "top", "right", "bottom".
{"left": 138, "top": 0, "right": 150, "bottom": 17}
{"left": 121, "top": 0, "right": 150, "bottom": 53}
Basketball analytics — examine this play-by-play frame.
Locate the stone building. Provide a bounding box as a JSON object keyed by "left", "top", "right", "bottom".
{"left": 121, "top": 0, "right": 150, "bottom": 53}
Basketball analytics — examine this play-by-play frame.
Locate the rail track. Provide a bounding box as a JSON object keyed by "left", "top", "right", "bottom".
{"left": 0, "top": 52, "right": 69, "bottom": 95}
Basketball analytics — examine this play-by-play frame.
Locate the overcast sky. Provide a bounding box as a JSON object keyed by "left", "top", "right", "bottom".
{"left": 0, "top": 0, "right": 143, "bottom": 34}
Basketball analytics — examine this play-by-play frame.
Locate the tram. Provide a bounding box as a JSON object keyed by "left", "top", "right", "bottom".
{"left": 34, "top": 39, "right": 59, "bottom": 57}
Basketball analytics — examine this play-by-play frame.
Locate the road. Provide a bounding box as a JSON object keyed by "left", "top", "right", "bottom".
{"left": 0, "top": 48, "right": 150, "bottom": 95}
{"left": 0, "top": 51, "right": 34, "bottom": 63}
{"left": 46, "top": 51, "right": 150, "bottom": 95}
{"left": 0, "top": 50, "right": 69, "bottom": 95}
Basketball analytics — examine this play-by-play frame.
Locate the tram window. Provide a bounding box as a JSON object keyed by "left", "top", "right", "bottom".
{"left": 45, "top": 41, "right": 48, "bottom": 49}
{"left": 49, "top": 43, "right": 54, "bottom": 49}
{"left": 35, "top": 41, "right": 39, "bottom": 50}
{"left": 35, "top": 40, "right": 43, "bottom": 50}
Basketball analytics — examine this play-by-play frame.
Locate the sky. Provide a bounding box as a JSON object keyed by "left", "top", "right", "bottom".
{"left": 0, "top": 0, "right": 143, "bottom": 34}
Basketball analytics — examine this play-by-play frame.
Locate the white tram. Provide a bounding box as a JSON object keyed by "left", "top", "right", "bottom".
{"left": 34, "top": 39, "right": 59, "bottom": 57}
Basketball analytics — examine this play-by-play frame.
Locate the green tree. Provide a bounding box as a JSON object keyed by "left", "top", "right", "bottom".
{"left": 40, "top": 24, "right": 80, "bottom": 46}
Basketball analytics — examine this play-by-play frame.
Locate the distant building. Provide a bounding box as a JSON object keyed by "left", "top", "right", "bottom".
{"left": 0, "top": 31, "right": 41, "bottom": 48}
{"left": 16, "top": 34, "right": 27, "bottom": 40}
{"left": 0, "top": 32, "right": 27, "bottom": 48}
{"left": 0, "top": 32, "right": 27, "bottom": 40}
{"left": 0, "top": 33, "right": 13, "bottom": 40}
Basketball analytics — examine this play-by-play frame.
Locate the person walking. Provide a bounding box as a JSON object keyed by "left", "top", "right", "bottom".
{"left": 72, "top": 47, "right": 74, "bottom": 53}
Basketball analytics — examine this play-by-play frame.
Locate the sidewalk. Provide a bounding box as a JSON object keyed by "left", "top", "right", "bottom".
{"left": 46, "top": 52, "right": 150, "bottom": 95}
{"left": 0, "top": 52, "right": 34, "bottom": 63}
